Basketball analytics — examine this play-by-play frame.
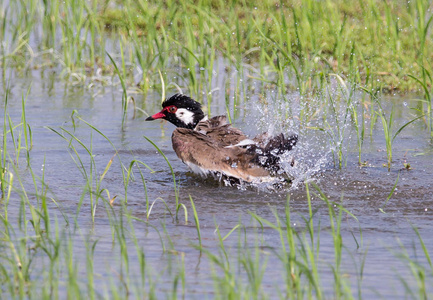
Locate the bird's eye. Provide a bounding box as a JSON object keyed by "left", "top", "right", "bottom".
{"left": 168, "top": 106, "right": 177, "bottom": 113}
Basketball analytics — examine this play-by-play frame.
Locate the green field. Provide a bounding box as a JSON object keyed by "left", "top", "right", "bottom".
{"left": 2, "top": 0, "right": 433, "bottom": 94}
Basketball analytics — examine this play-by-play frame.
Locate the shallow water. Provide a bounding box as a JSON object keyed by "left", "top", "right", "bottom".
{"left": 2, "top": 67, "right": 433, "bottom": 298}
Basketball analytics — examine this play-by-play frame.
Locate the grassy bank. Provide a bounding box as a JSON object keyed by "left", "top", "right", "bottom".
{"left": 101, "top": 0, "right": 433, "bottom": 93}
{"left": 1, "top": 0, "right": 433, "bottom": 94}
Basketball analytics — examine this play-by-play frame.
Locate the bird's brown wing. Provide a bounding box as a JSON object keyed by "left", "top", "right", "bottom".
{"left": 172, "top": 128, "right": 269, "bottom": 182}
{"left": 196, "top": 115, "right": 228, "bottom": 129}
{"left": 195, "top": 115, "right": 249, "bottom": 147}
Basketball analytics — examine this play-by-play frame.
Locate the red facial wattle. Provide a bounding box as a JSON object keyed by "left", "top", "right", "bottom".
{"left": 164, "top": 105, "right": 178, "bottom": 113}
{"left": 146, "top": 105, "right": 178, "bottom": 121}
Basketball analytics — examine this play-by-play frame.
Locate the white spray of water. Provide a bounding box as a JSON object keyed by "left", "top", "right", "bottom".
{"left": 241, "top": 89, "right": 351, "bottom": 191}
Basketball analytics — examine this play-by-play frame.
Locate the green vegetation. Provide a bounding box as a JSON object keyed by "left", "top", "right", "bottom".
{"left": 1, "top": 0, "right": 433, "bottom": 298}
{"left": 1, "top": 0, "right": 433, "bottom": 94}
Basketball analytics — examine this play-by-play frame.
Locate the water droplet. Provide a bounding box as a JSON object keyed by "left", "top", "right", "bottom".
{"left": 258, "top": 156, "right": 267, "bottom": 164}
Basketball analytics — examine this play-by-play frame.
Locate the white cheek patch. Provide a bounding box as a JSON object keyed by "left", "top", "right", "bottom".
{"left": 175, "top": 108, "right": 195, "bottom": 125}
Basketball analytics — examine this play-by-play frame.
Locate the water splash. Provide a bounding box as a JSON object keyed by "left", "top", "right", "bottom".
{"left": 241, "top": 89, "right": 350, "bottom": 191}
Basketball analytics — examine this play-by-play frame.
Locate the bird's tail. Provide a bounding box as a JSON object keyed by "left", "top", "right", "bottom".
{"left": 248, "top": 133, "right": 298, "bottom": 172}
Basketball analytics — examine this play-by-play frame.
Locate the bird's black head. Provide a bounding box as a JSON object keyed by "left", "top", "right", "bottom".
{"left": 146, "top": 94, "right": 205, "bottom": 129}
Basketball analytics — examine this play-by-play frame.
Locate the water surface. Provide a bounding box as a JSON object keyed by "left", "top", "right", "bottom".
{"left": 2, "top": 67, "right": 433, "bottom": 298}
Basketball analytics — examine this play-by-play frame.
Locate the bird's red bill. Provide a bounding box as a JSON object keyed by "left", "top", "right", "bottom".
{"left": 146, "top": 111, "right": 165, "bottom": 120}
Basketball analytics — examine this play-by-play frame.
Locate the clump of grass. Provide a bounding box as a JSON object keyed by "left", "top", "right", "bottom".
{"left": 144, "top": 136, "right": 190, "bottom": 223}
{"left": 245, "top": 182, "right": 361, "bottom": 299}
{"left": 309, "top": 74, "right": 355, "bottom": 169}
{"left": 377, "top": 105, "right": 423, "bottom": 171}
{"left": 409, "top": 70, "right": 433, "bottom": 139}
{"left": 46, "top": 110, "right": 138, "bottom": 223}
{"left": 394, "top": 224, "right": 433, "bottom": 299}
{"left": 1, "top": 86, "right": 9, "bottom": 199}
{"left": 107, "top": 51, "right": 129, "bottom": 129}
{"left": 361, "top": 89, "right": 424, "bottom": 170}
{"left": 189, "top": 195, "right": 201, "bottom": 248}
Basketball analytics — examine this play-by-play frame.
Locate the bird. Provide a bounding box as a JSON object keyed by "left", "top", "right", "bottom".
{"left": 145, "top": 94, "right": 297, "bottom": 185}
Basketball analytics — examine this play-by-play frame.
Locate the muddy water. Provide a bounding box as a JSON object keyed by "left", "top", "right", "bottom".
{"left": 2, "top": 70, "right": 433, "bottom": 298}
